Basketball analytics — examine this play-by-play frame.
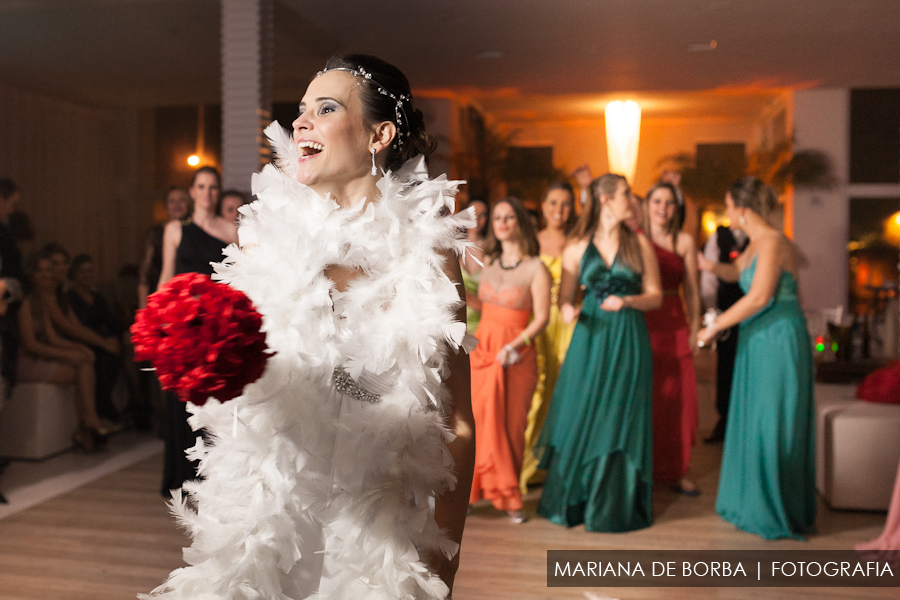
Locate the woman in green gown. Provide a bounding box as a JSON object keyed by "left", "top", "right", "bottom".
{"left": 536, "top": 173, "right": 662, "bottom": 532}
{"left": 697, "top": 176, "right": 815, "bottom": 540}
{"left": 460, "top": 199, "right": 488, "bottom": 334}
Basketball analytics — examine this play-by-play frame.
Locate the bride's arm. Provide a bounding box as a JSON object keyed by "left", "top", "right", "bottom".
{"left": 433, "top": 248, "right": 475, "bottom": 594}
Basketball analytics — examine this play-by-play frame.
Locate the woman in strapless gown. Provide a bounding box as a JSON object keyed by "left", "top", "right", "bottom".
{"left": 698, "top": 177, "right": 815, "bottom": 540}
{"left": 156, "top": 166, "right": 238, "bottom": 497}
{"left": 143, "top": 55, "right": 475, "bottom": 600}
{"left": 520, "top": 182, "right": 577, "bottom": 492}
{"left": 642, "top": 182, "right": 701, "bottom": 495}
{"left": 469, "top": 197, "right": 551, "bottom": 524}
{"left": 536, "top": 173, "right": 662, "bottom": 532}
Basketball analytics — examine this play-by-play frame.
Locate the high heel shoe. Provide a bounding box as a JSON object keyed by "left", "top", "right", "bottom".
{"left": 507, "top": 510, "right": 528, "bottom": 524}
{"left": 72, "top": 426, "right": 97, "bottom": 453}
{"left": 87, "top": 426, "right": 109, "bottom": 447}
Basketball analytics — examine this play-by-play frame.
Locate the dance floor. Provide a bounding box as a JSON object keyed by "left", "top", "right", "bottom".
{"left": 0, "top": 353, "right": 893, "bottom": 600}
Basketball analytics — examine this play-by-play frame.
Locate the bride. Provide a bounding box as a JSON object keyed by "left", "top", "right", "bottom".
{"left": 142, "top": 55, "right": 475, "bottom": 600}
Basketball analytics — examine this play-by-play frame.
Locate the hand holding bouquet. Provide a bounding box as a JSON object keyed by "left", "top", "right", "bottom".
{"left": 131, "top": 273, "right": 271, "bottom": 405}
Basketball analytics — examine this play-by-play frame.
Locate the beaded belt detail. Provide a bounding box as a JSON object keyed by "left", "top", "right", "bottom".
{"left": 332, "top": 367, "right": 381, "bottom": 404}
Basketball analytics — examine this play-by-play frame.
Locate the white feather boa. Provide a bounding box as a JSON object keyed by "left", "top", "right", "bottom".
{"left": 140, "top": 124, "right": 475, "bottom": 600}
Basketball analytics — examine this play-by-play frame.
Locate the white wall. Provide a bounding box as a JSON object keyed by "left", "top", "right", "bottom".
{"left": 792, "top": 88, "right": 849, "bottom": 310}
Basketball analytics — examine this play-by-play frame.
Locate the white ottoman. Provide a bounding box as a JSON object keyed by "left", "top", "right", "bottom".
{"left": 0, "top": 383, "right": 79, "bottom": 460}
{"left": 815, "top": 383, "right": 858, "bottom": 496}
{"left": 816, "top": 384, "right": 900, "bottom": 510}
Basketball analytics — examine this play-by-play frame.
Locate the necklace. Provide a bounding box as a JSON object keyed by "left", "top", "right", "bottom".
{"left": 500, "top": 257, "right": 522, "bottom": 270}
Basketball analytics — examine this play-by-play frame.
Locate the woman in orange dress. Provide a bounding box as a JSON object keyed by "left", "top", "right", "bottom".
{"left": 469, "top": 197, "right": 551, "bottom": 523}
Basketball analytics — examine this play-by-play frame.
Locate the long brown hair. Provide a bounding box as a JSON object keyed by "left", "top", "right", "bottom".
{"left": 482, "top": 197, "right": 540, "bottom": 261}
{"left": 23, "top": 251, "right": 50, "bottom": 322}
{"left": 571, "top": 173, "right": 643, "bottom": 274}
{"left": 643, "top": 181, "right": 680, "bottom": 247}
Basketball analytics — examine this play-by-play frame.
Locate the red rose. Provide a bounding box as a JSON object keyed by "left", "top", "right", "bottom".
{"left": 131, "top": 273, "right": 271, "bottom": 405}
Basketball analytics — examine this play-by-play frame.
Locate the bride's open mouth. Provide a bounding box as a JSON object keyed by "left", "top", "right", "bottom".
{"left": 297, "top": 140, "right": 324, "bottom": 160}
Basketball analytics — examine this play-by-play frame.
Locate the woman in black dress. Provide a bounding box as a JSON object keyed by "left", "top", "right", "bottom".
{"left": 157, "top": 166, "right": 238, "bottom": 496}
{"left": 66, "top": 253, "right": 122, "bottom": 424}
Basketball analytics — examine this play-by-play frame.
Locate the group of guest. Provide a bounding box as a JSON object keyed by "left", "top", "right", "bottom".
{"left": 463, "top": 171, "right": 819, "bottom": 543}
{"left": 0, "top": 170, "right": 247, "bottom": 465}
{"left": 17, "top": 246, "right": 121, "bottom": 452}
{"left": 1, "top": 178, "right": 124, "bottom": 457}
{"left": 138, "top": 175, "right": 248, "bottom": 309}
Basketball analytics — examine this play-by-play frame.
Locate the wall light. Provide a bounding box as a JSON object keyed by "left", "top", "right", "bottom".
{"left": 884, "top": 211, "right": 900, "bottom": 245}
{"left": 701, "top": 210, "right": 731, "bottom": 235}
{"left": 605, "top": 100, "right": 641, "bottom": 184}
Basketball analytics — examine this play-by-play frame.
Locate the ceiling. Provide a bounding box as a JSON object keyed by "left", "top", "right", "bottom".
{"left": 1, "top": 0, "right": 898, "bottom": 120}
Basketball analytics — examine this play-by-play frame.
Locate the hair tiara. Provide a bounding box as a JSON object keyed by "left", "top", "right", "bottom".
{"left": 317, "top": 66, "right": 410, "bottom": 150}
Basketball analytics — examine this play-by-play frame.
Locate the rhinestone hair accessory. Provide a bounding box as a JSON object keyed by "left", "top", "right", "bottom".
{"left": 317, "top": 65, "right": 411, "bottom": 150}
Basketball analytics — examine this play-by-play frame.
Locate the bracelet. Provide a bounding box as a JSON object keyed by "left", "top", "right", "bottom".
{"left": 521, "top": 334, "right": 531, "bottom": 346}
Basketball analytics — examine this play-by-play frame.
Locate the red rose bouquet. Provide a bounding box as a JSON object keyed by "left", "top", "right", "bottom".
{"left": 131, "top": 273, "right": 271, "bottom": 405}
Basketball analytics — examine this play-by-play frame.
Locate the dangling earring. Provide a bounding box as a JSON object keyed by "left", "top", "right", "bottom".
{"left": 739, "top": 212, "right": 747, "bottom": 227}
{"left": 371, "top": 148, "right": 377, "bottom": 176}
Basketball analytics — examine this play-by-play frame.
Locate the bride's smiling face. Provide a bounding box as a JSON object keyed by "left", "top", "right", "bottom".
{"left": 292, "top": 71, "right": 372, "bottom": 195}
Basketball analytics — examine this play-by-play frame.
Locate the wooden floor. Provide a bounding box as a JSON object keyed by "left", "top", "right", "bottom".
{"left": 0, "top": 352, "right": 894, "bottom": 600}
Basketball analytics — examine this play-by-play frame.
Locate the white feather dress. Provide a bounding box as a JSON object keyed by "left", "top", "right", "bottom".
{"left": 140, "top": 124, "right": 475, "bottom": 600}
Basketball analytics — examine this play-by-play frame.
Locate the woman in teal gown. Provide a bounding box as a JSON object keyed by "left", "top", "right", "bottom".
{"left": 536, "top": 173, "right": 662, "bottom": 532}
{"left": 697, "top": 176, "right": 816, "bottom": 540}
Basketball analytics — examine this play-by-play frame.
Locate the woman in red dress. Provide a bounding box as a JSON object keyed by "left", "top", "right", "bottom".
{"left": 642, "top": 182, "right": 701, "bottom": 495}
{"left": 469, "top": 197, "right": 551, "bottom": 523}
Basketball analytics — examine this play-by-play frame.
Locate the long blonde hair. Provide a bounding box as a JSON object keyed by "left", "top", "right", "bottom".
{"left": 571, "top": 173, "right": 643, "bottom": 274}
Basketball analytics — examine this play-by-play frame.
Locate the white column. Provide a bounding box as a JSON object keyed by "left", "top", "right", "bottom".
{"left": 221, "top": 0, "right": 273, "bottom": 193}
{"left": 792, "top": 88, "right": 850, "bottom": 311}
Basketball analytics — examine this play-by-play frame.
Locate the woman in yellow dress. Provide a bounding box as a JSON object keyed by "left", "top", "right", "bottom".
{"left": 520, "top": 182, "right": 578, "bottom": 491}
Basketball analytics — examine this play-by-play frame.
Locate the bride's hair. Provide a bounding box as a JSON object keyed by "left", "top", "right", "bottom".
{"left": 323, "top": 54, "right": 437, "bottom": 171}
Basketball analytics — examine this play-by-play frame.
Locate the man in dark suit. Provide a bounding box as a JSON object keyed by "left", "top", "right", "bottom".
{"left": 701, "top": 224, "right": 747, "bottom": 443}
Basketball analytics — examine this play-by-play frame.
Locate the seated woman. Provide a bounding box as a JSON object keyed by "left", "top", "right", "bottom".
{"left": 38, "top": 244, "right": 120, "bottom": 420}
{"left": 66, "top": 254, "right": 122, "bottom": 425}
{"left": 17, "top": 253, "right": 107, "bottom": 452}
